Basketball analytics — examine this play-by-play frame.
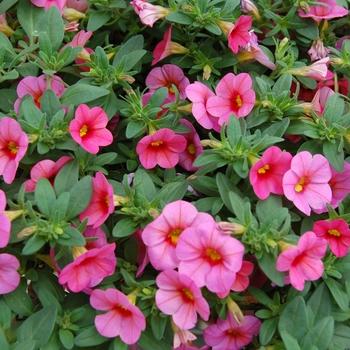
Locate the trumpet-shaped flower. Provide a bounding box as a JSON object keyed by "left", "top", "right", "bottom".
{"left": 250, "top": 146, "right": 292, "bottom": 200}
{"left": 14, "top": 74, "right": 66, "bottom": 113}
{"left": 204, "top": 314, "right": 261, "bottom": 350}
{"left": 308, "top": 37, "right": 332, "bottom": 61}
{"left": 155, "top": 270, "right": 210, "bottom": 330}
{"left": 136, "top": 128, "right": 187, "bottom": 169}
{"left": 0, "top": 117, "right": 28, "bottom": 184}
{"left": 0, "top": 13, "right": 14, "bottom": 37}
{"left": 152, "top": 26, "right": 189, "bottom": 66}
{"left": 0, "top": 190, "right": 11, "bottom": 248}
{"left": 276, "top": 231, "right": 327, "bottom": 291}
{"left": 313, "top": 219, "right": 350, "bottom": 258}
{"left": 178, "top": 119, "right": 203, "bottom": 172}
{"left": 282, "top": 151, "right": 332, "bottom": 216}
{"left": 142, "top": 200, "right": 213, "bottom": 270}
{"left": 287, "top": 57, "right": 334, "bottom": 81}
{"left": 90, "top": 288, "right": 146, "bottom": 344}
{"left": 79, "top": 172, "right": 115, "bottom": 228}
{"left": 146, "top": 64, "right": 190, "bottom": 101}
{"left": 297, "top": 0, "right": 348, "bottom": 23}
{"left": 60, "top": 30, "right": 93, "bottom": 61}
{"left": 24, "top": 156, "right": 71, "bottom": 192}
{"left": 69, "top": 104, "right": 113, "bottom": 154}
{"left": 30, "top": 0, "right": 67, "bottom": 14}
{"left": 131, "top": 0, "right": 173, "bottom": 27}
{"left": 176, "top": 220, "right": 245, "bottom": 294}
{"left": 58, "top": 242, "right": 116, "bottom": 292}
{"left": 0, "top": 253, "right": 20, "bottom": 295}
{"left": 185, "top": 81, "right": 221, "bottom": 132}
{"left": 206, "top": 73, "right": 255, "bottom": 125}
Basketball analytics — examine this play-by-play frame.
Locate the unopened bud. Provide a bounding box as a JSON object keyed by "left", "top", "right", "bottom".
{"left": 200, "top": 139, "right": 223, "bottom": 148}
{"left": 18, "top": 225, "right": 38, "bottom": 238}
{"left": 217, "top": 221, "right": 247, "bottom": 235}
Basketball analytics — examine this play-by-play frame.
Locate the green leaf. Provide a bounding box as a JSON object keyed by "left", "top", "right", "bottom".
{"left": 151, "top": 313, "right": 167, "bottom": 341}
{"left": 41, "top": 89, "right": 63, "bottom": 121}
{"left": 39, "top": 31, "right": 52, "bottom": 58}
{"left": 40, "top": 330, "right": 61, "bottom": 350}
{"left": 216, "top": 173, "right": 241, "bottom": 214}
{"left": 126, "top": 120, "right": 146, "bottom": 138}
{"left": 300, "top": 316, "right": 334, "bottom": 350}
{"left": 22, "top": 234, "right": 47, "bottom": 255}
{"left": 294, "top": 17, "right": 319, "bottom": 40}
{"left": 113, "top": 35, "right": 144, "bottom": 66}
{"left": 21, "top": 99, "right": 46, "bottom": 131}
{"left": 0, "top": 329, "right": 10, "bottom": 350}
{"left": 280, "top": 330, "right": 302, "bottom": 350}
{"left": 154, "top": 180, "right": 188, "bottom": 206}
{"left": 66, "top": 176, "right": 92, "bottom": 220}
{"left": 74, "top": 326, "right": 108, "bottom": 347}
{"left": 133, "top": 169, "right": 156, "bottom": 203}
{"left": 4, "top": 280, "right": 34, "bottom": 316}
{"left": 324, "top": 277, "right": 349, "bottom": 311}
{"left": 248, "top": 286, "right": 274, "bottom": 307}
{"left": 108, "top": 337, "right": 128, "bottom": 350}
{"left": 58, "top": 226, "right": 86, "bottom": 246}
{"left": 323, "top": 141, "right": 344, "bottom": 172}
{"left": 259, "top": 317, "right": 278, "bottom": 345}
{"left": 204, "top": 22, "right": 221, "bottom": 35}
{"left": 258, "top": 251, "right": 285, "bottom": 287}
{"left": 59, "top": 329, "right": 74, "bottom": 350}
{"left": 112, "top": 217, "right": 138, "bottom": 238}
{"left": 332, "top": 324, "right": 350, "bottom": 349}
{"left": 272, "top": 73, "right": 293, "bottom": 93}
{"left": 35, "top": 178, "right": 56, "bottom": 219}
{"left": 60, "top": 84, "right": 109, "bottom": 106}
{"left": 17, "top": 305, "right": 57, "bottom": 348}
{"left": 0, "top": 299, "right": 12, "bottom": 329}
{"left": 165, "top": 12, "right": 194, "bottom": 25}
{"left": 138, "top": 328, "right": 172, "bottom": 350}
{"left": 12, "top": 339, "right": 36, "bottom": 350}
{"left": 54, "top": 159, "right": 79, "bottom": 196}
{"left": 307, "top": 282, "right": 332, "bottom": 320}
{"left": 322, "top": 92, "right": 344, "bottom": 124}
{"left": 0, "top": 0, "right": 19, "bottom": 14}
{"left": 87, "top": 10, "right": 112, "bottom": 31}
{"left": 278, "top": 296, "right": 308, "bottom": 341}
{"left": 122, "top": 50, "right": 146, "bottom": 72}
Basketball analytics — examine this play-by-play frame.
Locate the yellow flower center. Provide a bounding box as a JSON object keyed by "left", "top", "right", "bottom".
{"left": 187, "top": 143, "right": 196, "bottom": 154}
{"left": 205, "top": 248, "right": 221, "bottom": 262}
{"left": 295, "top": 177, "right": 306, "bottom": 192}
{"left": 105, "top": 195, "right": 110, "bottom": 206}
{"left": 151, "top": 140, "right": 163, "bottom": 147}
{"left": 258, "top": 164, "right": 270, "bottom": 174}
{"left": 235, "top": 94, "right": 243, "bottom": 108}
{"left": 168, "top": 228, "right": 182, "bottom": 245}
{"left": 328, "top": 229, "right": 340, "bottom": 237}
{"left": 182, "top": 288, "right": 194, "bottom": 301}
{"left": 8, "top": 141, "right": 19, "bottom": 154}
{"left": 80, "top": 125, "right": 88, "bottom": 137}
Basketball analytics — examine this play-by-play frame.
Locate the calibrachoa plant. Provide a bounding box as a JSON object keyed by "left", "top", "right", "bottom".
{"left": 1, "top": 0, "right": 350, "bottom": 349}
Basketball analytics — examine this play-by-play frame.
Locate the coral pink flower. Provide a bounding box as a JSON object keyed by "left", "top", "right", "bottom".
{"left": 276, "top": 231, "right": 327, "bottom": 291}
{"left": 313, "top": 219, "right": 350, "bottom": 258}
{"left": 130, "top": 0, "right": 172, "bottom": 27}
{"left": 237, "top": 31, "right": 276, "bottom": 70}
{"left": 328, "top": 162, "right": 350, "bottom": 209}
{"left": 176, "top": 220, "right": 245, "bottom": 294}
{"left": 287, "top": 57, "right": 334, "bottom": 81}
{"left": 30, "top": 0, "right": 67, "bottom": 14}
{"left": 58, "top": 242, "right": 116, "bottom": 292}
{"left": 79, "top": 172, "right": 115, "bottom": 228}
{"left": 282, "top": 151, "right": 332, "bottom": 216}
{"left": 60, "top": 30, "right": 93, "bottom": 61}
{"left": 152, "top": 26, "right": 189, "bottom": 66}
{"left": 178, "top": 119, "right": 203, "bottom": 172}
{"left": 298, "top": 0, "right": 348, "bottom": 23}
{"left": 308, "top": 38, "right": 331, "bottom": 61}
{"left": 155, "top": 270, "right": 210, "bottom": 330}
{"left": 14, "top": 74, "right": 66, "bottom": 113}
{"left": 299, "top": 86, "right": 334, "bottom": 117}
{"left": 131, "top": 228, "right": 149, "bottom": 277}
{"left": 24, "top": 156, "right": 71, "bottom": 192}
{"left": 0, "top": 117, "right": 28, "bottom": 184}
{"left": 206, "top": 73, "right": 255, "bottom": 126}
{"left": 230, "top": 260, "right": 254, "bottom": 293}
{"left": 62, "top": 0, "right": 88, "bottom": 21}
{"left": 0, "top": 253, "right": 20, "bottom": 295}
{"left": 145, "top": 64, "right": 190, "bottom": 101}
{"left": 90, "top": 288, "right": 146, "bottom": 343}
{"left": 185, "top": 81, "right": 221, "bottom": 132}
{"left": 142, "top": 200, "right": 213, "bottom": 270}
{"left": 250, "top": 146, "right": 293, "bottom": 200}
{"left": 0, "top": 190, "right": 11, "bottom": 248}
{"left": 204, "top": 314, "right": 261, "bottom": 350}
{"left": 69, "top": 104, "right": 113, "bottom": 154}
{"left": 136, "top": 128, "right": 187, "bottom": 169}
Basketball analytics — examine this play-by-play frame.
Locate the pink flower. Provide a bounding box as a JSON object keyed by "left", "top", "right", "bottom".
{"left": 176, "top": 220, "right": 245, "bottom": 294}
{"left": 204, "top": 314, "right": 261, "bottom": 350}
{"left": 308, "top": 38, "right": 332, "bottom": 61}
{"left": 276, "top": 231, "right": 327, "bottom": 291}
{"left": 152, "top": 26, "right": 189, "bottom": 66}
{"left": 173, "top": 327, "right": 197, "bottom": 349}
{"left": 227, "top": 15, "right": 252, "bottom": 54}
{"left": 130, "top": 0, "right": 173, "bottom": 27}
{"left": 90, "top": 288, "right": 146, "bottom": 344}
{"left": 206, "top": 73, "right": 255, "bottom": 126}
{"left": 0, "top": 190, "right": 11, "bottom": 248}
{"left": 313, "top": 219, "right": 350, "bottom": 258}
{"left": 142, "top": 200, "right": 213, "bottom": 270}
{"left": 69, "top": 104, "right": 113, "bottom": 154}
{"left": 14, "top": 74, "right": 66, "bottom": 113}
{"left": 230, "top": 260, "right": 255, "bottom": 293}
{"left": 136, "top": 128, "right": 187, "bottom": 169}
{"left": 237, "top": 32, "right": 276, "bottom": 70}
{"left": 58, "top": 242, "right": 116, "bottom": 292}
{"left": 24, "top": 156, "right": 71, "bottom": 192}
{"left": 30, "top": 0, "right": 67, "bottom": 14}
{"left": 282, "top": 151, "right": 332, "bottom": 216}
{"left": 0, "top": 13, "right": 14, "bottom": 37}
{"left": 0, "top": 117, "right": 28, "bottom": 184}
{"left": 185, "top": 81, "right": 221, "bottom": 132}
{"left": 298, "top": 0, "right": 348, "bottom": 23}
{"left": 145, "top": 64, "right": 190, "bottom": 102}
{"left": 62, "top": 0, "right": 88, "bottom": 21}
{"left": 299, "top": 86, "right": 334, "bottom": 117}
{"left": 60, "top": 30, "right": 93, "bottom": 61}
{"left": 155, "top": 270, "right": 210, "bottom": 329}
{"left": 174, "top": 344, "right": 209, "bottom": 350}
{"left": 79, "top": 172, "right": 115, "bottom": 228}
{"left": 328, "top": 162, "right": 350, "bottom": 209}
{"left": 250, "top": 146, "right": 292, "bottom": 200}
{"left": 287, "top": 57, "right": 334, "bottom": 81}
{"left": 131, "top": 228, "right": 149, "bottom": 277}
{"left": 0, "top": 253, "right": 20, "bottom": 295}
{"left": 178, "top": 119, "right": 203, "bottom": 172}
